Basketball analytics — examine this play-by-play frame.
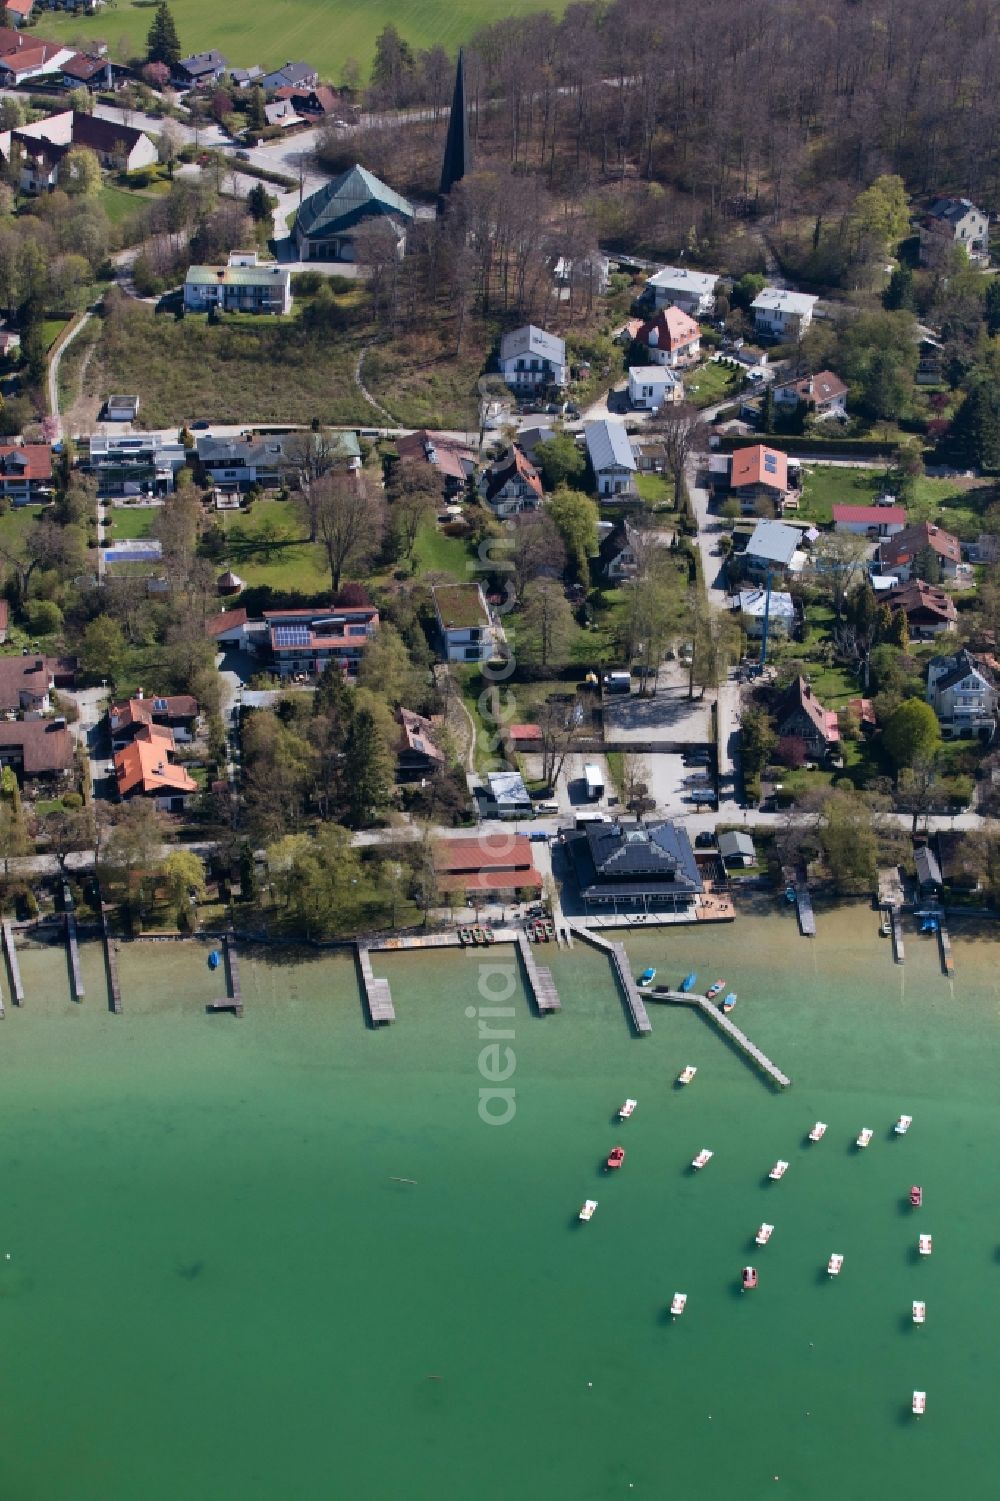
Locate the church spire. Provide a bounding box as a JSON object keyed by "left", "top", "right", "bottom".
{"left": 438, "top": 48, "right": 472, "bottom": 214}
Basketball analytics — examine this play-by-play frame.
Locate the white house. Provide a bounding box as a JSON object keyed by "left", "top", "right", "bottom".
{"left": 498, "top": 325, "right": 568, "bottom": 392}
{"left": 751, "top": 287, "right": 817, "bottom": 341}
{"left": 926, "top": 650, "right": 998, "bottom": 739}
{"left": 737, "top": 587, "right": 795, "bottom": 637}
{"left": 832, "top": 503, "right": 906, "bottom": 538}
{"left": 627, "top": 365, "right": 681, "bottom": 411}
{"left": 633, "top": 306, "right": 701, "bottom": 368}
{"left": 773, "top": 370, "right": 848, "bottom": 418}
{"left": 184, "top": 252, "right": 292, "bottom": 315}
{"left": 741, "top": 519, "right": 806, "bottom": 581}
{"left": 645, "top": 265, "right": 718, "bottom": 315}
{"left": 432, "top": 582, "right": 502, "bottom": 664}
{"left": 919, "top": 197, "right": 990, "bottom": 268}
{"left": 585, "top": 419, "right": 637, "bottom": 499}
{"left": 477, "top": 445, "right": 543, "bottom": 518}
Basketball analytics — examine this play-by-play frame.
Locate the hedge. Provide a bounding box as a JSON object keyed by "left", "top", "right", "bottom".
{"left": 716, "top": 433, "right": 902, "bottom": 459}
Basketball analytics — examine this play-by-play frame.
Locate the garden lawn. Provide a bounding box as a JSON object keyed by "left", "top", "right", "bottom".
{"left": 412, "top": 520, "right": 476, "bottom": 579}
{"left": 108, "top": 506, "right": 158, "bottom": 541}
{"left": 684, "top": 360, "right": 742, "bottom": 408}
{"left": 216, "top": 498, "right": 331, "bottom": 596}
{"left": 43, "top": 0, "right": 566, "bottom": 88}
{"left": 99, "top": 184, "right": 159, "bottom": 228}
{"left": 636, "top": 472, "right": 671, "bottom": 505}
{"left": 798, "top": 463, "right": 990, "bottom": 531}
{"left": 41, "top": 319, "right": 69, "bottom": 351}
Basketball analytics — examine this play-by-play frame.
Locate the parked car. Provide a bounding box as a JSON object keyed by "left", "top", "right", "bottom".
{"left": 695, "top": 831, "right": 717, "bottom": 848}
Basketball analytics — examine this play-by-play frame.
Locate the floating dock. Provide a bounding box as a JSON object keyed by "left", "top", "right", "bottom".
{"left": 357, "top": 943, "right": 395, "bottom": 1025}
{"left": 3, "top": 920, "right": 23, "bottom": 1005}
{"left": 101, "top": 907, "right": 122, "bottom": 1014}
{"left": 65, "top": 913, "right": 84, "bottom": 1001}
{"left": 891, "top": 908, "right": 905, "bottom": 965}
{"left": 514, "top": 930, "right": 560, "bottom": 1014}
{"left": 567, "top": 923, "right": 652, "bottom": 1035}
{"left": 652, "top": 989, "right": 791, "bottom": 1088}
{"left": 783, "top": 866, "right": 815, "bottom": 936}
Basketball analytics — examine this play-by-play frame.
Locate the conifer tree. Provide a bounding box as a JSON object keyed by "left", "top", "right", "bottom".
{"left": 343, "top": 707, "right": 393, "bottom": 826}
{"left": 146, "top": 1, "right": 181, "bottom": 67}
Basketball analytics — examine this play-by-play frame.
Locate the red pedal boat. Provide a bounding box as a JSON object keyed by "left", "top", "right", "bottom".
{"left": 742, "top": 1266, "right": 758, "bottom": 1291}
{"left": 606, "top": 1146, "right": 625, "bottom": 1170}
{"left": 910, "top": 1185, "right": 923, "bottom": 1208}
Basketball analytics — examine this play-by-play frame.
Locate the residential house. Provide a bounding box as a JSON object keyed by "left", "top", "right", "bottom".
{"left": 644, "top": 266, "right": 718, "bottom": 315}
{"left": 195, "top": 434, "right": 290, "bottom": 492}
{"left": 114, "top": 724, "right": 197, "bottom": 812}
{"left": 60, "top": 52, "right": 113, "bottom": 91}
{"left": 5, "top": 0, "right": 34, "bottom": 26}
{"left": 481, "top": 770, "right": 533, "bottom": 819}
{"left": 184, "top": 251, "right": 292, "bottom": 315}
{"left": 86, "top": 433, "right": 186, "bottom": 497}
{"left": 0, "top": 719, "right": 73, "bottom": 783}
{"left": 294, "top": 163, "right": 414, "bottom": 262}
{"left": 880, "top": 521, "right": 961, "bottom": 581}
{"left": 737, "top": 587, "right": 795, "bottom": 637}
{"left": 627, "top": 365, "right": 681, "bottom": 411}
{"left": 968, "top": 534, "right": 1000, "bottom": 565}
{"left": 884, "top": 579, "right": 957, "bottom": 638}
{"left": 585, "top": 418, "right": 637, "bottom": 498}
{"left": 773, "top": 370, "right": 848, "bottom": 418}
{"left": 512, "top": 424, "right": 555, "bottom": 463}
{"left": 109, "top": 691, "right": 199, "bottom": 748}
{"left": 174, "top": 50, "right": 229, "bottom": 88}
{"left": 728, "top": 444, "right": 789, "bottom": 516}
{"left": 498, "top": 325, "right": 568, "bottom": 392}
{"left": 0, "top": 35, "right": 73, "bottom": 85}
{"left": 738, "top": 518, "right": 808, "bottom": 581}
{"left": 432, "top": 582, "right": 500, "bottom": 664}
{"left": 718, "top": 830, "right": 757, "bottom": 869}
{"left": 0, "top": 442, "right": 51, "bottom": 504}
{"left": 926, "top": 649, "right": 998, "bottom": 739}
{"left": 272, "top": 84, "right": 341, "bottom": 118}
{"left": 434, "top": 833, "right": 542, "bottom": 903}
{"left": 919, "top": 197, "right": 990, "bottom": 268}
{"left": 833, "top": 503, "right": 906, "bottom": 538}
{"left": 264, "top": 605, "right": 379, "bottom": 679}
{"left": 599, "top": 516, "right": 641, "bottom": 581}
{"left": 632, "top": 306, "right": 701, "bottom": 368}
{"left": 395, "top": 429, "right": 474, "bottom": 499}
{"left": 0, "top": 654, "right": 57, "bottom": 713}
{"left": 565, "top": 818, "right": 704, "bottom": 913}
{"left": 750, "top": 287, "right": 817, "bottom": 341}
{"left": 204, "top": 606, "right": 251, "bottom": 649}
{"left": 260, "top": 60, "right": 318, "bottom": 93}
{"left": 264, "top": 99, "right": 301, "bottom": 129}
{"left": 773, "top": 676, "right": 840, "bottom": 759}
{"left": 396, "top": 707, "right": 445, "bottom": 782}
{"left": 914, "top": 842, "right": 943, "bottom": 896}
{"left": 553, "top": 251, "right": 610, "bottom": 299}
{"left": 477, "top": 445, "right": 543, "bottom": 517}
{"left": 2, "top": 111, "right": 157, "bottom": 185}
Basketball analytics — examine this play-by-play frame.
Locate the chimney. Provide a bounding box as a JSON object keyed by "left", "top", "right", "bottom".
{"left": 137, "top": 686, "right": 143, "bottom": 700}
{"left": 804, "top": 683, "right": 812, "bottom": 698}
{"left": 807, "top": 379, "right": 814, "bottom": 395}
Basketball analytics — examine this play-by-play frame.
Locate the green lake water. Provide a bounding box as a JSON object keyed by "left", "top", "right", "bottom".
{"left": 0, "top": 904, "right": 997, "bottom": 1500}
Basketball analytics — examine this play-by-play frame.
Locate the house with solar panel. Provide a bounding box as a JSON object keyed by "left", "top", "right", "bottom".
{"left": 86, "top": 433, "right": 187, "bottom": 498}
{"left": 109, "top": 691, "right": 199, "bottom": 750}
{"left": 726, "top": 443, "right": 790, "bottom": 516}
{"left": 184, "top": 252, "right": 292, "bottom": 315}
{"left": 294, "top": 164, "right": 415, "bottom": 262}
{"left": 263, "top": 606, "right": 379, "bottom": 679}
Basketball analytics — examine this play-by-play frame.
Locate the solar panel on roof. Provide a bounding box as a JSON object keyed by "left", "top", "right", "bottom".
{"left": 153, "top": 697, "right": 168, "bottom": 712}
{"left": 764, "top": 454, "right": 778, "bottom": 473}
{"left": 274, "top": 625, "right": 310, "bottom": 647}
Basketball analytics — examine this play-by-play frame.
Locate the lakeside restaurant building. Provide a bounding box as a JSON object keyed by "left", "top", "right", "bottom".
{"left": 434, "top": 834, "right": 542, "bottom": 905}
{"left": 564, "top": 819, "right": 704, "bottom": 914}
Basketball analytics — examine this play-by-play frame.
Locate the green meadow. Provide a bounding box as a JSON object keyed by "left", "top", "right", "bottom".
{"left": 44, "top": 0, "right": 564, "bottom": 78}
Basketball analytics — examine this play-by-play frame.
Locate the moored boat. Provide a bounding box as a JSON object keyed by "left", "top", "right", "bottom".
{"left": 579, "top": 1199, "right": 598, "bottom": 1222}
{"left": 619, "top": 1097, "right": 637, "bottom": 1120}
{"left": 827, "top": 1253, "right": 844, "bottom": 1276}
{"left": 769, "top": 1159, "right": 789, "bottom": 1180}
{"left": 879, "top": 916, "right": 891, "bottom": 937}
{"left": 856, "top": 1128, "right": 874, "bottom": 1148}
{"left": 742, "top": 1266, "right": 758, "bottom": 1290}
{"left": 677, "top": 1065, "right": 697, "bottom": 1085}
{"left": 670, "top": 1292, "right": 687, "bottom": 1317}
{"left": 895, "top": 1113, "right": 912, "bottom": 1135}
{"left": 919, "top": 1233, "right": 933, "bottom": 1256}
{"left": 912, "top": 1390, "right": 926, "bottom": 1416}
{"left": 637, "top": 967, "right": 656, "bottom": 987}
{"left": 755, "top": 1223, "right": 774, "bottom": 1247}
{"left": 808, "top": 1122, "right": 827, "bottom": 1142}
{"left": 705, "top": 979, "right": 725, "bottom": 1000}
{"left": 691, "top": 1148, "right": 713, "bottom": 1170}
{"left": 606, "top": 1146, "right": 625, "bottom": 1171}
{"left": 910, "top": 1185, "right": 923, "bottom": 1208}
{"left": 680, "top": 972, "right": 697, "bottom": 993}
{"left": 721, "top": 992, "right": 737, "bottom": 1012}
{"left": 913, "top": 1300, "right": 926, "bottom": 1325}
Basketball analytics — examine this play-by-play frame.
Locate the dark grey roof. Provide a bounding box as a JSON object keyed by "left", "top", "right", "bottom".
{"left": 926, "top": 196, "right": 981, "bottom": 224}
{"left": 567, "top": 819, "right": 703, "bottom": 899}
{"left": 585, "top": 418, "right": 636, "bottom": 474}
{"left": 598, "top": 517, "right": 636, "bottom": 565}
{"left": 718, "top": 830, "right": 756, "bottom": 861}
{"left": 178, "top": 50, "right": 228, "bottom": 77}
{"left": 261, "top": 61, "right": 315, "bottom": 91}
{"left": 197, "top": 435, "right": 288, "bottom": 467}
{"left": 915, "top": 845, "right": 942, "bottom": 887}
{"left": 932, "top": 649, "right": 991, "bottom": 694}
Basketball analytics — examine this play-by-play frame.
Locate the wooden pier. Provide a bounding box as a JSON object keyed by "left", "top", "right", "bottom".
{"left": 100, "top": 907, "right": 122, "bottom": 1014}
{"left": 568, "top": 923, "right": 652, "bottom": 1035}
{"left": 937, "top": 917, "right": 954, "bottom": 977}
{"left": 65, "top": 913, "right": 84, "bottom": 1001}
{"left": 514, "top": 930, "right": 561, "bottom": 1014}
{"left": 208, "top": 935, "right": 243, "bottom": 1017}
{"left": 891, "top": 908, "right": 905, "bottom": 965}
{"left": 652, "top": 989, "right": 791, "bottom": 1088}
{"left": 3, "top": 920, "right": 23, "bottom": 1005}
{"left": 357, "top": 943, "right": 395, "bottom": 1025}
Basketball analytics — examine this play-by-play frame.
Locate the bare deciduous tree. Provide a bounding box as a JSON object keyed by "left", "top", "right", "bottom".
{"left": 312, "top": 473, "right": 386, "bottom": 594}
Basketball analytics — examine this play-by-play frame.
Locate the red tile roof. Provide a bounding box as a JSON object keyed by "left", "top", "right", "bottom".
{"left": 434, "top": 835, "right": 542, "bottom": 893}
{"left": 114, "top": 725, "right": 197, "bottom": 798}
{"left": 635, "top": 305, "right": 701, "bottom": 353}
{"left": 730, "top": 444, "right": 788, "bottom": 493}
{"left": 507, "top": 723, "right": 543, "bottom": 744}
{"left": 832, "top": 503, "right": 906, "bottom": 526}
{"left": 205, "top": 607, "right": 248, "bottom": 637}
{"left": 776, "top": 370, "right": 847, "bottom": 405}
{"left": 0, "top": 443, "right": 51, "bottom": 482}
{"left": 109, "top": 694, "right": 198, "bottom": 733}
{"left": 480, "top": 445, "right": 543, "bottom": 504}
